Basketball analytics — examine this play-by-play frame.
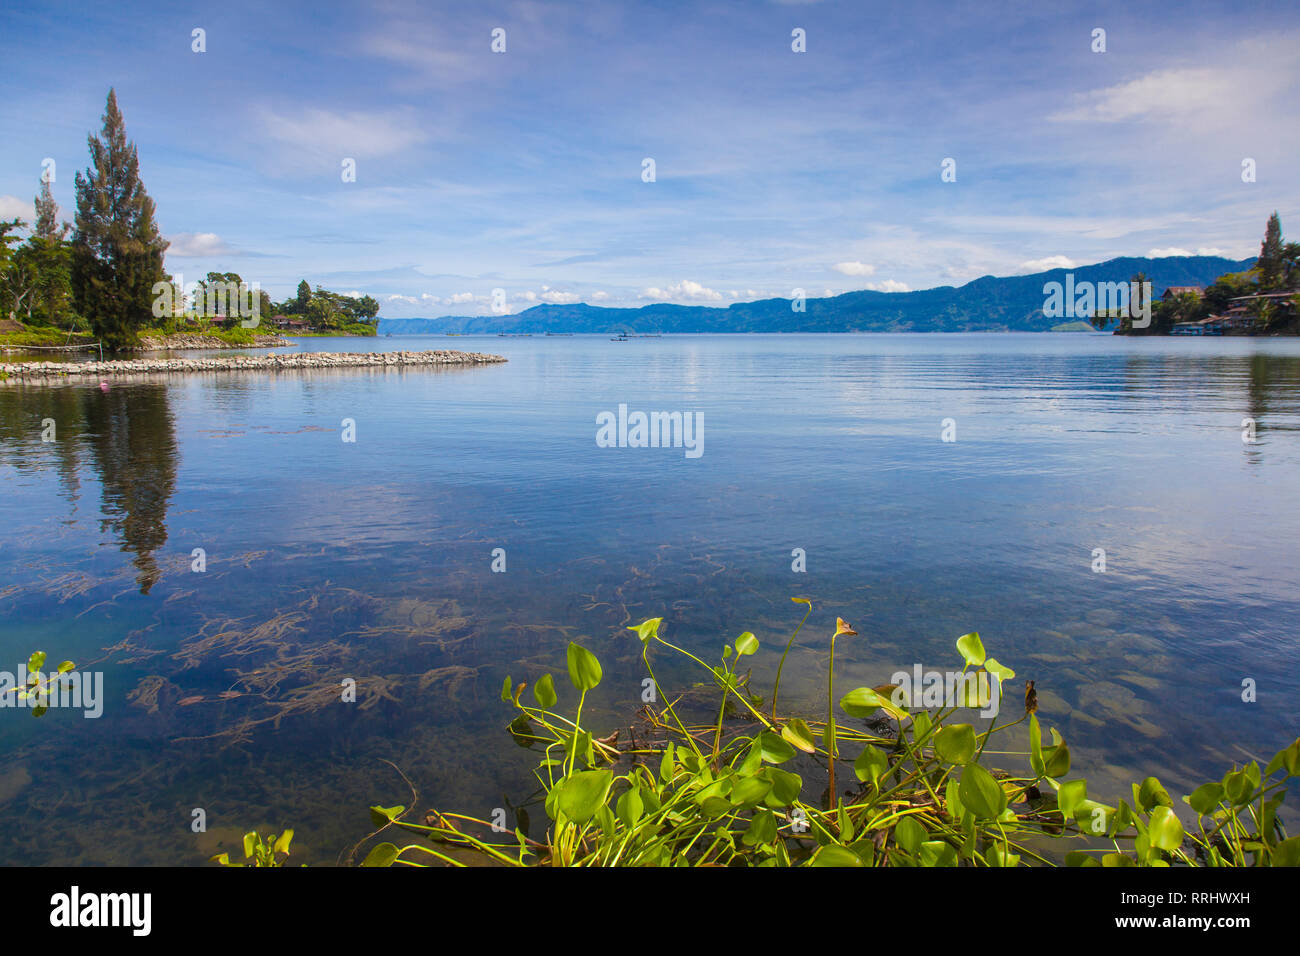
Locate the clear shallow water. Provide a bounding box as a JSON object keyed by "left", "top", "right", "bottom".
{"left": 1, "top": 332, "right": 1298, "bottom": 864}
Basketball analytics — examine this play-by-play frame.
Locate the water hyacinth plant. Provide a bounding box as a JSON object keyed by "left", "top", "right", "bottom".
{"left": 353, "top": 605, "right": 1300, "bottom": 867}
{"left": 2, "top": 651, "right": 76, "bottom": 718}
{"left": 211, "top": 830, "right": 297, "bottom": 867}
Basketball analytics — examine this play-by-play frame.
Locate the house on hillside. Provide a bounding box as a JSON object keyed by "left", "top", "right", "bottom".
{"left": 1161, "top": 285, "right": 1204, "bottom": 301}
{"left": 273, "top": 315, "right": 311, "bottom": 331}
{"left": 1211, "top": 306, "right": 1254, "bottom": 331}
{"left": 1227, "top": 292, "right": 1297, "bottom": 308}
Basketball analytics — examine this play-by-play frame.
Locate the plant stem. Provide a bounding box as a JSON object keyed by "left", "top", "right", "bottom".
{"left": 827, "top": 630, "right": 837, "bottom": 811}
{"left": 772, "top": 600, "right": 813, "bottom": 720}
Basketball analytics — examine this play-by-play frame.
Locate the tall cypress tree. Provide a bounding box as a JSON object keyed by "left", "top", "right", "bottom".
{"left": 1257, "top": 212, "right": 1284, "bottom": 291}
{"left": 30, "top": 180, "right": 73, "bottom": 326}
{"left": 34, "top": 181, "right": 67, "bottom": 240}
{"left": 72, "top": 89, "right": 168, "bottom": 350}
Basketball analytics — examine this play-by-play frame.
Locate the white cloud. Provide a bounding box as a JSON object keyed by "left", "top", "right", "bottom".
{"left": 1018, "top": 255, "right": 1076, "bottom": 273}
{"left": 833, "top": 261, "right": 875, "bottom": 276}
{"left": 1148, "top": 247, "right": 1230, "bottom": 258}
{"left": 863, "top": 279, "right": 910, "bottom": 293}
{"left": 257, "top": 107, "right": 430, "bottom": 160}
{"left": 640, "top": 279, "right": 724, "bottom": 302}
{"left": 1052, "top": 67, "right": 1226, "bottom": 125}
{"left": 0, "top": 195, "right": 34, "bottom": 223}
{"left": 166, "top": 232, "right": 239, "bottom": 257}
{"left": 1050, "top": 33, "right": 1300, "bottom": 130}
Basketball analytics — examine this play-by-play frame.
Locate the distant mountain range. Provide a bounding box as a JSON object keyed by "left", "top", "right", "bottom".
{"left": 378, "top": 255, "right": 1255, "bottom": 335}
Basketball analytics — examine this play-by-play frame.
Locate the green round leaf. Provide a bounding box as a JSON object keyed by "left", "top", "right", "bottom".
{"left": 1186, "top": 782, "right": 1224, "bottom": 815}
{"left": 368, "top": 804, "right": 405, "bottom": 826}
{"left": 934, "top": 724, "right": 977, "bottom": 765}
{"left": 274, "top": 830, "right": 294, "bottom": 855}
{"left": 895, "top": 815, "right": 925, "bottom": 854}
{"left": 1044, "top": 728, "right": 1071, "bottom": 778}
{"left": 919, "top": 840, "right": 959, "bottom": 867}
{"left": 1137, "top": 776, "right": 1173, "bottom": 812}
{"left": 555, "top": 769, "right": 613, "bottom": 824}
{"left": 616, "top": 786, "right": 644, "bottom": 828}
{"left": 759, "top": 731, "right": 797, "bottom": 764}
{"left": 780, "top": 718, "right": 817, "bottom": 754}
{"left": 744, "top": 809, "right": 778, "bottom": 845}
{"left": 854, "top": 744, "right": 889, "bottom": 785}
{"left": 840, "top": 686, "right": 906, "bottom": 720}
{"left": 1271, "top": 836, "right": 1300, "bottom": 867}
{"left": 730, "top": 775, "right": 773, "bottom": 807}
{"left": 1222, "top": 770, "right": 1254, "bottom": 808}
{"left": 955, "top": 632, "right": 985, "bottom": 667}
{"left": 734, "top": 632, "right": 759, "bottom": 656}
{"left": 958, "top": 764, "right": 1007, "bottom": 820}
{"left": 759, "top": 768, "right": 802, "bottom": 806}
{"left": 566, "top": 641, "right": 603, "bottom": 692}
{"left": 533, "top": 672, "right": 557, "bottom": 709}
{"left": 361, "top": 842, "right": 399, "bottom": 867}
{"left": 811, "top": 844, "right": 864, "bottom": 867}
{"left": 627, "top": 619, "right": 662, "bottom": 644}
{"left": 1148, "top": 805, "right": 1184, "bottom": 852}
{"left": 983, "top": 658, "right": 1014, "bottom": 681}
{"left": 1058, "top": 779, "right": 1087, "bottom": 819}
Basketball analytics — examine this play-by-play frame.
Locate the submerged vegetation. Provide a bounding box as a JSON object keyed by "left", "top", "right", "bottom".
{"left": 356, "top": 605, "right": 1300, "bottom": 868}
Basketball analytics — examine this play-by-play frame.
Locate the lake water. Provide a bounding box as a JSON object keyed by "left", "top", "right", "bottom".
{"left": 2, "top": 332, "right": 1298, "bottom": 865}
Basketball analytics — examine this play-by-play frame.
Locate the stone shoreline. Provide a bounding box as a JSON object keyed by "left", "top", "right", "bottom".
{"left": 0, "top": 350, "right": 507, "bottom": 383}
{"left": 137, "top": 333, "right": 292, "bottom": 350}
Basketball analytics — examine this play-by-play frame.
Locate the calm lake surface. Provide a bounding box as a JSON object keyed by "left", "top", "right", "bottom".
{"left": 2, "top": 332, "right": 1298, "bottom": 865}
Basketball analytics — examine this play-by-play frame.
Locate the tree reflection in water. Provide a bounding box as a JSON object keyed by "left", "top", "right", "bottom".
{"left": 0, "top": 382, "right": 177, "bottom": 594}
{"left": 84, "top": 384, "right": 177, "bottom": 593}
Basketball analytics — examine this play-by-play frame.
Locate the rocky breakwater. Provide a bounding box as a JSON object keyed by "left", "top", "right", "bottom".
{"left": 0, "top": 350, "right": 507, "bottom": 383}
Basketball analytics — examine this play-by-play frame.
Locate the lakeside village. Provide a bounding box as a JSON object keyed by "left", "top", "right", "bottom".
{"left": 1083, "top": 213, "right": 1300, "bottom": 336}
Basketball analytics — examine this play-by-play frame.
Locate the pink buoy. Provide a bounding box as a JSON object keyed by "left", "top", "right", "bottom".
{"left": 99, "top": 382, "right": 109, "bottom": 391}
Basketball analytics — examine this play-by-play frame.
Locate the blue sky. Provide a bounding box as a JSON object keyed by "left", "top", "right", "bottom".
{"left": 1, "top": 0, "right": 1296, "bottom": 317}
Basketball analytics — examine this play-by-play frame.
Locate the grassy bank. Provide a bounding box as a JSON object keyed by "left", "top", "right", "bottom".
{"left": 282, "top": 323, "right": 380, "bottom": 338}
{"left": 0, "top": 327, "right": 96, "bottom": 349}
